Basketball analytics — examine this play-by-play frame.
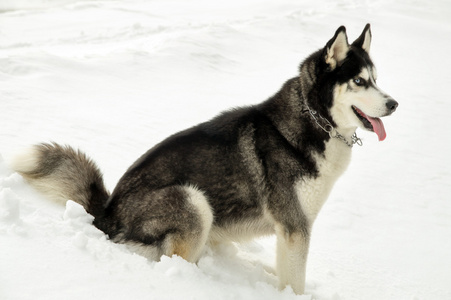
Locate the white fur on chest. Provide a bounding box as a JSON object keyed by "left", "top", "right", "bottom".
{"left": 295, "top": 140, "right": 352, "bottom": 224}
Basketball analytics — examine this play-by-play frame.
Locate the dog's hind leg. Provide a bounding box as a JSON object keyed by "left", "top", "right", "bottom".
{"left": 163, "top": 185, "right": 214, "bottom": 262}
{"left": 119, "top": 185, "right": 213, "bottom": 263}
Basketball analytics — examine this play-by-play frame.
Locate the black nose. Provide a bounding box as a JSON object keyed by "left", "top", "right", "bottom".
{"left": 386, "top": 99, "right": 398, "bottom": 113}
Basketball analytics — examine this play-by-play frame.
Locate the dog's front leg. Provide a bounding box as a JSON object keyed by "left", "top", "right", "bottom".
{"left": 275, "top": 225, "right": 310, "bottom": 295}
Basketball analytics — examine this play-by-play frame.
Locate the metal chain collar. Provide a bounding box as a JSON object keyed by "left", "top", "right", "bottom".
{"left": 305, "top": 106, "right": 363, "bottom": 148}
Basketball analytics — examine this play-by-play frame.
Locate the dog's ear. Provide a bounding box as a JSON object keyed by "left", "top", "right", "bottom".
{"left": 324, "top": 26, "right": 349, "bottom": 70}
{"left": 352, "top": 23, "right": 371, "bottom": 53}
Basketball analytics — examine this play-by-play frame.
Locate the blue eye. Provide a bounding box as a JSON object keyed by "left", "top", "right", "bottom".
{"left": 353, "top": 77, "right": 365, "bottom": 86}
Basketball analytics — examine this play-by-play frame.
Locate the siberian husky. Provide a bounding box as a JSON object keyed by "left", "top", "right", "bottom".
{"left": 13, "top": 24, "right": 397, "bottom": 295}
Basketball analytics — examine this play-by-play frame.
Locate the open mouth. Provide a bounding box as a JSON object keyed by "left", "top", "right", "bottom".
{"left": 352, "top": 106, "right": 386, "bottom": 141}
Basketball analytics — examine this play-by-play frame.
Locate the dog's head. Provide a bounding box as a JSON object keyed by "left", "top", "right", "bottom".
{"left": 302, "top": 24, "right": 398, "bottom": 141}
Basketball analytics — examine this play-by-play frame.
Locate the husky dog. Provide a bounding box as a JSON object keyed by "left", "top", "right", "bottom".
{"left": 13, "top": 24, "right": 397, "bottom": 295}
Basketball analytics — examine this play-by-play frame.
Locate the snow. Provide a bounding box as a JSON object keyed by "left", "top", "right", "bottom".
{"left": 1, "top": 0, "right": 450, "bottom": 299}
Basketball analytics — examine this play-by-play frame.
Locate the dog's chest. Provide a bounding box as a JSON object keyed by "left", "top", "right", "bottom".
{"left": 295, "top": 140, "right": 352, "bottom": 223}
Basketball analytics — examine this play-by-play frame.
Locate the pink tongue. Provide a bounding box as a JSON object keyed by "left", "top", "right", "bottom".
{"left": 367, "top": 116, "right": 386, "bottom": 141}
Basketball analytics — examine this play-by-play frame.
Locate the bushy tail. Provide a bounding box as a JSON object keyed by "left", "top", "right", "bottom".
{"left": 11, "top": 142, "right": 109, "bottom": 218}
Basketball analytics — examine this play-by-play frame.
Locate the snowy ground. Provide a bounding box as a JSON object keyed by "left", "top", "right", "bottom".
{"left": 1, "top": 0, "right": 451, "bottom": 299}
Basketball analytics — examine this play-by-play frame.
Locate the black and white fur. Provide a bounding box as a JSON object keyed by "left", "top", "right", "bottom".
{"left": 13, "top": 24, "right": 397, "bottom": 295}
